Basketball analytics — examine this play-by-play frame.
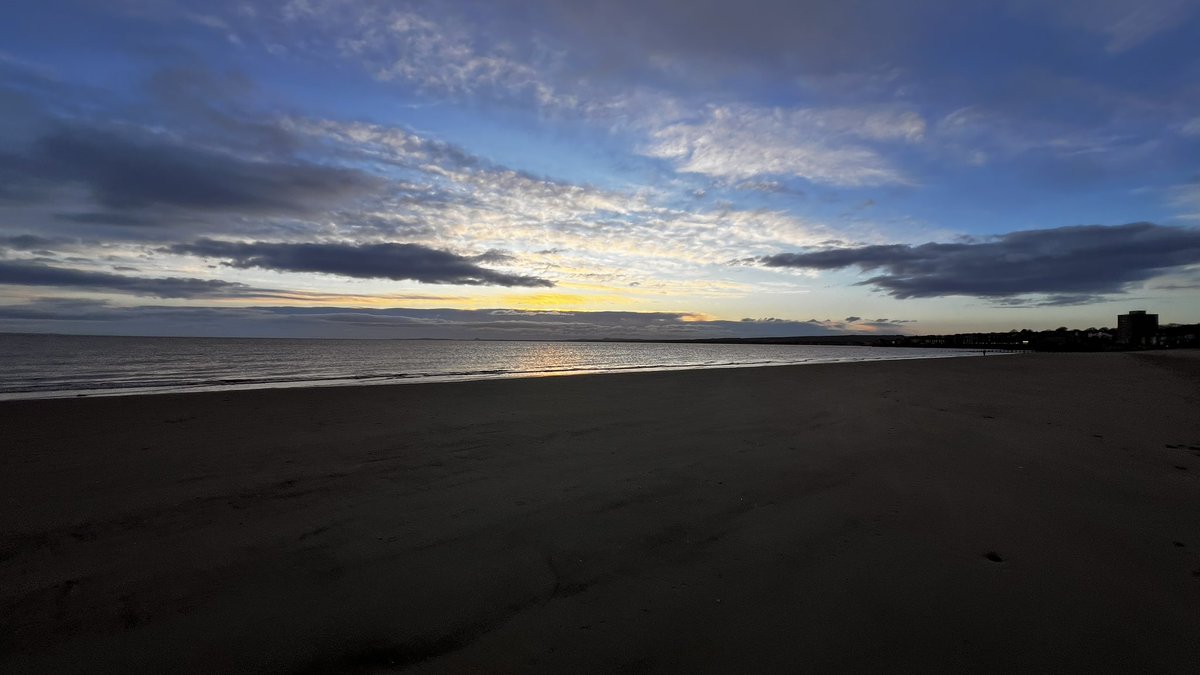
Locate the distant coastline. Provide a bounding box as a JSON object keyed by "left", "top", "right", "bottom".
{"left": 4, "top": 322, "right": 1198, "bottom": 351}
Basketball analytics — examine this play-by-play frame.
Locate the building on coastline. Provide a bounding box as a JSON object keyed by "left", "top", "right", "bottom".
{"left": 1117, "top": 310, "right": 1158, "bottom": 346}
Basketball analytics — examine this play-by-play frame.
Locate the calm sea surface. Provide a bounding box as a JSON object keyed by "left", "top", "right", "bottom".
{"left": 0, "top": 333, "right": 979, "bottom": 400}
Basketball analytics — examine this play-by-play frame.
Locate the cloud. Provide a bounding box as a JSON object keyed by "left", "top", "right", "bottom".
{"left": 54, "top": 212, "right": 163, "bottom": 227}
{"left": 144, "top": 66, "right": 300, "bottom": 155}
{"left": 0, "top": 234, "right": 59, "bottom": 251}
{"left": 1167, "top": 180, "right": 1200, "bottom": 220}
{"left": 642, "top": 105, "right": 919, "bottom": 186}
{"left": 4, "top": 81, "right": 835, "bottom": 280}
{"left": 17, "top": 125, "right": 378, "bottom": 216}
{"left": 276, "top": 0, "right": 935, "bottom": 97}
{"left": 0, "top": 299, "right": 897, "bottom": 340}
{"left": 1099, "top": 0, "right": 1195, "bottom": 52}
{"left": 285, "top": 118, "right": 482, "bottom": 171}
{"left": 272, "top": 2, "right": 583, "bottom": 112}
{"left": 0, "top": 63, "right": 392, "bottom": 247}
{"left": 1024, "top": 0, "right": 1198, "bottom": 53}
{"left": 758, "top": 222, "right": 1200, "bottom": 300}
{"left": 527, "top": 1, "right": 1013, "bottom": 93}
{"left": 0, "top": 259, "right": 481, "bottom": 302}
{"left": 991, "top": 294, "right": 1108, "bottom": 307}
{"left": 9, "top": 2, "right": 1196, "bottom": 334}
{"left": 291, "top": 118, "right": 835, "bottom": 268}
{"left": 168, "top": 239, "right": 555, "bottom": 287}
{"left": 0, "top": 260, "right": 256, "bottom": 298}
{"left": 0, "top": 54, "right": 845, "bottom": 275}
{"left": 932, "top": 92, "right": 1182, "bottom": 186}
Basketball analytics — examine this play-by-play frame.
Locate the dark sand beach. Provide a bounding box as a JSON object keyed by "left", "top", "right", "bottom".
{"left": 2, "top": 352, "right": 1199, "bottom": 673}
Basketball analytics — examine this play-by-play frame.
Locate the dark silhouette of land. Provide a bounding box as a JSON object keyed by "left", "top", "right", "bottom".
{"left": 605, "top": 318, "right": 1200, "bottom": 352}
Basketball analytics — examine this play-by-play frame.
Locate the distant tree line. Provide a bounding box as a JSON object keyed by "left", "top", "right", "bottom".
{"left": 879, "top": 323, "right": 1200, "bottom": 352}
{"left": 627, "top": 322, "right": 1200, "bottom": 351}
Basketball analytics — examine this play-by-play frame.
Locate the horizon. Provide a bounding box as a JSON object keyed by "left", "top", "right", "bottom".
{"left": 2, "top": 1, "right": 1200, "bottom": 340}
{"left": 1, "top": 307, "right": 1192, "bottom": 343}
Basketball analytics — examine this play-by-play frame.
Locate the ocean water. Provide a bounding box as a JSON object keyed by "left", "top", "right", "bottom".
{"left": 0, "top": 333, "right": 978, "bottom": 400}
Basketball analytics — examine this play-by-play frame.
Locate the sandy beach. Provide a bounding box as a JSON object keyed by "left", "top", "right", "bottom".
{"left": 2, "top": 351, "right": 1199, "bottom": 673}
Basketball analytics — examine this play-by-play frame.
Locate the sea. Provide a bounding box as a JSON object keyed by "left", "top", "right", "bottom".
{"left": 0, "top": 333, "right": 979, "bottom": 400}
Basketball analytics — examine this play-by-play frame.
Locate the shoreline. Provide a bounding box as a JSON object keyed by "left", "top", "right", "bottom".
{"left": 0, "top": 347, "right": 987, "bottom": 402}
{"left": 3, "top": 352, "right": 1199, "bottom": 672}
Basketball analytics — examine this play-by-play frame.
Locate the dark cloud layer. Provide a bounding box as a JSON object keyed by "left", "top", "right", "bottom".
{"left": 17, "top": 126, "right": 377, "bottom": 216}
{"left": 0, "top": 300, "right": 891, "bottom": 340}
{"left": 0, "top": 58, "right": 380, "bottom": 238}
{"left": 534, "top": 0, "right": 935, "bottom": 82}
{"left": 169, "top": 239, "right": 555, "bottom": 287}
{"left": 0, "top": 234, "right": 59, "bottom": 251}
{"left": 0, "top": 260, "right": 251, "bottom": 298}
{"left": 53, "top": 212, "right": 162, "bottom": 227}
{"left": 145, "top": 66, "right": 301, "bottom": 156}
{"left": 759, "top": 222, "right": 1200, "bottom": 302}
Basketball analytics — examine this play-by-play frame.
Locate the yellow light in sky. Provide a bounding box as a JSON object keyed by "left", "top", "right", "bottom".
{"left": 497, "top": 292, "right": 635, "bottom": 310}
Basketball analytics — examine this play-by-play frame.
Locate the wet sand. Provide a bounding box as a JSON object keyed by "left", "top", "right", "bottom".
{"left": 2, "top": 352, "right": 1199, "bottom": 672}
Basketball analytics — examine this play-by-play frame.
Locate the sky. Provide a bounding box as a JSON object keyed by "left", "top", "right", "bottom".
{"left": 1, "top": 0, "right": 1199, "bottom": 340}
